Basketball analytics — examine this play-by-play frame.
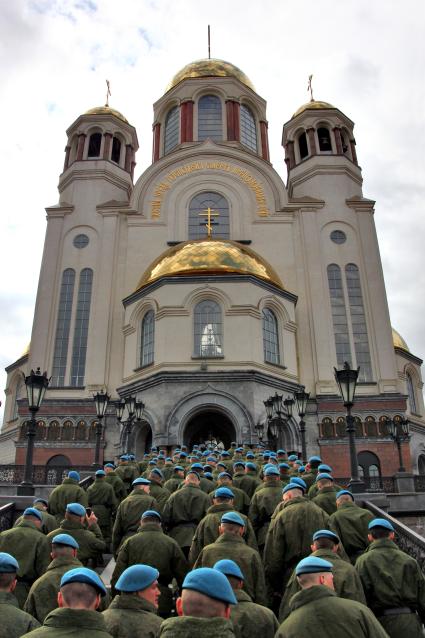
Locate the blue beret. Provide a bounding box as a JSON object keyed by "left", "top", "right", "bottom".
{"left": 269, "top": 452, "right": 277, "bottom": 458}
{"left": 129, "top": 454, "right": 136, "bottom": 460}
{"left": 298, "top": 466, "right": 306, "bottom": 473}
{"left": 218, "top": 472, "right": 232, "bottom": 480}
{"left": 191, "top": 463, "right": 203, "bottom": 470}
{"left": 186, "top": 470, "right": 200, "bottom": 479}
{"left": 182, "top": 568, "right": 237, "bottom": 605}
{"left": 246, "top": 452, "right": 255, "bottom": 458}
{"left": 308, "top": 456, "right": 322, "bottom": 463}
{"left": 60, "top": 567, "right": 106, "bottom": 596}
{"left": 221, "top": 451, "right": 230, "bottom": 457}
{"left": 174, "top": 465, "right": 184, "bottom": 472}
{"left": 23, "top": 507, "right": 43, "bottom": 521}
{"left": 0, "top": 552, "right": 19, "bottom": 573}
{"left": 148, "top": 460, "right": 157, "bottom": 466}
{"left": 312, "top": 529, "right": 340, "bottom": 544}
{"left": 288, "top": 454, "right": 298, "bottom": 461}
{"left": 283, "top": 482, "right": 304, "bottom": 495}
{"left": 33, "top": 497, "right": 48, "bottom": 506}
{"left": 142, "top": 510, "right": 161, "bottom": 521}
{"left": 296, "top": 557, "right": 333, "bottom": 576}
{"left": 68, "top": 471, "right": 80, "bottom": 481}
{"left": 151, "top": 446, "right": 158, "bottom": 451}
{"left": 204, "top": 472, "right": 213, "bottom": 479}
{"left": 277, "top": 449, "right": 286, "bottom": 454}
{"left": 294, "top": 460, "right": 303, "bottom": 466}
{"left": 95, "top": 470, "right": 106, "bottom": 477}
{"left": 66, "top": 503, "right": 86, "bottom": 517}
{"left": 206, "top": 457, "right": 216, "bottom": 462}
{"left": 104, "top": 463, "right": 115, "bottom": 469}
{"left": 279, "top": 462, "right": 290, "bottom": 469}
{"left": 221, "top": 512, "right": 245, "bottom": 527}
{"left": 246, "top": 462, "right": 257, "bottom": 471}
{"left": 263, "top": 452, "right": 270, "bottom": 458}
{"left": 133, "top": 478, "right": 151, "bottom": 486}
{"left": 166, "top": 457, "right": 172, "bottom": 462}
{"left": 336, "top": 489, "right": 354, "bottom": 500}
{"left": 316, "top": 473, "right": 334, "bottom": 482}
{"left": 235, "top": 447, "right": 243, "bottom": 452}
{"left": 264, "top": 466, "right": 280, "bottom": 476}
{"left": 179, "top": 452, "right": 187, "bottom": 457}
{"left": 291, "top": 477, "right": 307, "bottom": 491}
{"left": 120, "top": 455, "right": 128, "bottom": 460}
{"left": 233, "top": 461, "right": 245, "bottom": 468}
{"left": 214, "top": 487, "right": 234, "bottom": 499}
{"left": 368, "top": 518, "right": 394, "bottom": 532}
{"left": 115, "top": 564, "right": 159, "bottom": 592}
{"left": 217, "top": 462, "right": 227, "bottom": 469}
{"left": 214, "top": 559, "right": 244, "bottom": 580}
{"left": 318, "top": 464, "right": 332, "bottom": 472}
{"left": 52, "top": 533, "right": 79, "bottom": 549}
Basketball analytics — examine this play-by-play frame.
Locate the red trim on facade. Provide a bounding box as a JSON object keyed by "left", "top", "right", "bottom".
{"left": 76, "top": 134, "right": 86, "bottom": 161}
{"left": 260, "top": 121, "right": 270, "bottom": 161}
{"left": 152, "top": 123, "right": 161, "bottom": 162}
{"left": 181, "top": 101, "right": 194, "bottom": 143}
{"left": 103, "top": 132, "right": 112, "bottom": 160}
{"left": 226, "top": 101, "right": 240, "bottom": 142}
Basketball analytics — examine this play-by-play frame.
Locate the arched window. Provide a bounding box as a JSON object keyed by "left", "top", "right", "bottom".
{"left": 354, "top": 416, "right": 364, "bottom": 437}
{"left": 62, "top": 420, "right": 73, "bottom": 441}
{"left": 70, "top": 268, "right": 93, "bottom": 387}
{"left": 336, "top": 417, "right": 346, "bottom": 437}
{"left": 164, "top": 106, "right": 179, "bottom": 154}
{"left": 87, "top": 132, "right": 102, "bottom": 158}
{"left": 198, "top": 95, "right": 222, "bottom": 141}
{"left": 51, "top": 268, "right": 75, "bottom": 386}
{"left": 327, "top": 264, "right": 352, "bottom": 368}
{"left": 111, "top": 136, "right": 122, "bottom": 163}
{"left": 298, "top": 132, "right": 308, "bottom": 159}
{"left": 345, "top": 264, "right": 372, "bottom": 381}
{"left": 379, "top": 416, "right": 392, "bottom": 437}
{"left": 194, "top": 300, "right": 223, "bottom": 357}
{"left": 262, "top": 308, "right": 280, "bottom": 365}
{"left": 240, "top": 104, "right": 257, "bottom": 152}
{"left": 188, "top": 192, "right": 229, "bottom": 239}
{"left": 321, "top": 417, "right": 334, "bottom": 438}
{"left": 140, "top": 310, "right": 155, "bottom": 367}
{"left": 407, "top": 373, "right": 417, "bottom": 414}
{"left": 47, "top": 420, "right": 60, "bottom": 441}
{"left": 365, "top": 416, "right": 378, "bottom": 437}
{"left": 318, "top": 127, "right": 332, "bottom": 152}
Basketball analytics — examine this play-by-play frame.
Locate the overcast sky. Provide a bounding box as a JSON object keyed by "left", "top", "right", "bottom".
{"left": 1, "top": 0, "right": 424, "bottom": 416}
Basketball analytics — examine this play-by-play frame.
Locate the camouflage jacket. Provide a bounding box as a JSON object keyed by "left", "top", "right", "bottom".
{"left": 102, "top": 593, "right": 162, "bottom": 638}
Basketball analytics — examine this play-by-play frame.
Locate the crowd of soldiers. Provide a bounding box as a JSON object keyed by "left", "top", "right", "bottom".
{"left": 0, "top": 442, "right": 425, "bottom": 637}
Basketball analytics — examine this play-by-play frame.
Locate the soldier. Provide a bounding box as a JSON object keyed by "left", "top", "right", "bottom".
{"left": 276, "top": 556, "right": 389, "bottom": 638}
{"left": 279, "top": 529, "right": 366, "bottom": 622}
{"left": 25, "top": 533, "right": 83, "bottom": 623}
{"left": 148, "top": 469, "right": 171, "bottom": 512}
{"left": 112, "top": 510, "right": 188, "bottom": 618}
{"left": 190, "top": 463, "right": 215, "bottom": 494}
{"left": 162, "top": 470, "right": 210, "bottom": 557}
{"left": 311, "top": 473, "right": 338, "bottom": 515}
{"left": 0, "top": 552, "right": 40, "bottom": 636}
{"left": 234, "top": 462, "right": 261, "bottom": 498}
{"left": 307, "top": 463, "right": 338, "bottom": 498}
{"left": 159, "top": 567, "right": 236, "bottom": 637}
{"left": 162, "top": 458, "right": 176, "bottom": 481}
{"left": 356, "top": 518, "right": 425, "bottom": 637}
{"left": 231, "top": 462, "right": 246, "bottom": 488}
{"left": 27, "top": 567, "right": 110, "bottom": 637}
{"left": 0, "top": 507, "right": 50, "bottom": 608}
{"left": 189, "top": 487, "right": 258, "bottom": 565}
{"left": 47, "top": 503, "right": 106, "bottom": 566}
{"left": 115, "top": 455, "right": 139, "bottom": 494}
{"left": 112, "top": 477, "right": 158, "bottom": 556}
{"left": 248, "top": 466, "right": 284, "bottom": 552}
{"left": 104, "top": 463, "right": 127, "bottom": 503}
{"left": 278, "top": 463, "right": 291, "bottom": 487}
{"left": 163, "top": 466, "right": 185, "bottom": 494}
{"left": 300, "top": 455, "right": 322, "bottom": 489}
{"left": 87, "top": 469, "right": 118, "bottom": 549}
{"left": 48, "top": 471, "right": 88, "bottom": 524}
{"left": 328, "top": 490, "right": 374, "bottom": 563}
{"left": 14, "top": 498, "right": 57, "bottom": 535}
{"left": 212, "top": 472, "right": 250, "bottom": 514}
{"left": 193, "top": 512, "right": 267, "bottom": 605}
{"left": 214, "top": 559, "right": 278, "bottom": 638}
{"left": 103, "top": 564, "right": 162, "bottom": 637}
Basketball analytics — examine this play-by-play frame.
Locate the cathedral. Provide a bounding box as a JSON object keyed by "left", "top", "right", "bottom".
{"left": 2, "top": 58, "right": 424, "bottom": 479}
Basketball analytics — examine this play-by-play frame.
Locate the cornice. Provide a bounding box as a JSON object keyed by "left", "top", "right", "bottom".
{"left": 45, "top": 204, "right": 74, "bottom": 218}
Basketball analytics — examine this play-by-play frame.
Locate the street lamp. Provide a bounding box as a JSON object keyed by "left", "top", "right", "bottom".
{"left": 17, "top": 368, "right": 50, "bottom": 495}
{"left": 117, "top": 395, "right": 145, "bottom": 454}
{"left": 255, "top": 421, "right": 265, "bottom": 444}
{"left": 92, "top": 389, "right": 110, "bottom": 468}
{"left": 388, "top": 416, "right": 410, "bottom": 473}
{"left": 334, "top": 361, "right": 364, "bottom": 492}
{"left": 294, "top": 390, "right": 309, "bottom": 461}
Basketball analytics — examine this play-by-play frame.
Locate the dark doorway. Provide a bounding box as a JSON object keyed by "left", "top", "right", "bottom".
{"left": 358, "top": 450, "right": 381, "bottom": 490}
{"left": 184, "top": 411, "right": 236, "bottom": 449}
{"left": 134, "top": 421, "right": 153, "bottom": 457}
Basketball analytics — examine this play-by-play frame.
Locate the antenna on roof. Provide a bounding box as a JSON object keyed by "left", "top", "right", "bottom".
{"left": 208, "top": 25, "right": 211, "bottom": 59}
{"left": 105, "top": 80, "right": 111, "bottom": 107}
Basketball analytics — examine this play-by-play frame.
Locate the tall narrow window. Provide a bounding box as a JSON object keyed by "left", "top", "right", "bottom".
{"left": 318, "top": 127, "right": 332, "bottom": 152}
{"left": 198, "top": 95, "right": 222, "bottom": 141}
{"left": 140, "top": 310, "right": 155, "bottom": 367}
{"left": 111, "top": 136, "right": 121, "bottom": 163}
{"left": 70, "top": 268, "right": 93, "bottom": 387}
{"left": 407, "top": 373, "right": 417, "bottom": 413}
{"left": 298, "top": 132, "right": 308, "bottom": 159}
{"left": 240, "top": 104, "right": 257, "bottom": 152}
{"left": 262, "top": 308, "right": 280, "bottom": 365}
{"left": 51, "top": 268, "right": 75, "bottom": 386}
{"left": 87, "top": 133, "right": 102, "bottom": 158}
{"left": 194, "top": 300, "right": 222, "bottom": 357}
{"left": 345, "top": 264, "right": 372, "bottom": 381}
{"left": 12, "top": 377, "right": 23, "bottom": 420}
{"left": 327, "top": 264, "right": 352, "bottom": 367}
{"left": 189, "top": 192, "right": 229, "bottom": 239}
{"left": 164, "top": 106, "right": 179, "bottom": 154}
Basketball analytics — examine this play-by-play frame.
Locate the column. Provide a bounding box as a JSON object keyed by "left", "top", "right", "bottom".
{"left": 76, "top": 133, "right": 86, "bottom": 161}
{"left": 63, "top": 145, "right": 71, "bottom": 171}
{"left": 333, "top": 127, "right": 343, "bottom": 154}
{"left": 285, "top": 141, "right": 295, "bottom": 169}
{"left": 260, "top": 121, "right": 270, "bottom": 161}
{"left": 103, "top": 132, "right": 112, "bottom": 160}
{"left": 226, "top": 100, "right": 240, "bottom": 142}
{"left": 181, "top": 101, "right": 194, "bottom": 143}
{"left": 306, "top": 128, "right": 317, "bottom": 155}
{"left": 152, "top": 122, "right": 161, "bottom": 162}
{"left": 350, "top": 138, "right": 358, "bottom": 165}
{"left": 125, "top": 144, "right": 133, "bottom": 173}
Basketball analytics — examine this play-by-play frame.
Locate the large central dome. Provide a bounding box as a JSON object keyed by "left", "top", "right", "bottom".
{"left": 136, "top": 239, "right": 283, "bottom": 290}
{"left": 166, "top": 58, "right": 255, "bottom": 92}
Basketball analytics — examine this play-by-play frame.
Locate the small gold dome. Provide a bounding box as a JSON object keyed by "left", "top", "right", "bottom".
{"left": 392, "top": 328, "right": 410, "bottom": 352}
{"left": 166, "top": 58, "right": 255, "bottom": 92}
{"left": 20, "top": 342, "right": 30, "bottom": 358}
{"left": 136, "top": 239, "right": 283, "bottom": 291}
{"left": 292, "top": 100, "right": 335, "bottom": 118}
{"left": 85, "top": 105, "right": 128, "bottom": 124}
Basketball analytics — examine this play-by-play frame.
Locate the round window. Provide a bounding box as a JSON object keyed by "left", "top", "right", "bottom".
{"left": 73, "top": 234, "right": 89, "bottom": 249}
{"left": 330, "top": 230, "right": 347, "bottom": 244}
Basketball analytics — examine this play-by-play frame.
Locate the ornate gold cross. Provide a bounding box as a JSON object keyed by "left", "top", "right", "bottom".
{"left": 307, "top": 74, "right": 314, "bottom": 101}
{"left": 105, "top": 79, "right": 111, "bottom": 107}
{"left": 199, "top": 207, "right": 219, "bottom": 238}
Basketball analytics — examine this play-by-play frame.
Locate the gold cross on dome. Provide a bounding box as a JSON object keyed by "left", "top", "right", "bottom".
{"left": 199, "top": 207, "right": 219, "bottom": 238}
{"left": 307, "top": 74, "right": 314, "bottom": 101}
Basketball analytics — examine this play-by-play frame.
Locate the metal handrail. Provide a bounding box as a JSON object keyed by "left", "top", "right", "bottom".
{"left": 0, "top": 502, "right": 15, "bottom": 532}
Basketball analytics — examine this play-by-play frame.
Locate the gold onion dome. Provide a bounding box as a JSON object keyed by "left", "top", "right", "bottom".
{"left": 85, "top": 105, "right": 128, "bottom": 124}
{"left": 166, "top": 58, "right": 255, "bottom": 92}
{"left": 136, "top": 239, "right": 283, "bottom": 291}
{"left": 292, "top": 99, "right": 335, "bottom": 118}
{"left": 392, "top": 328, "right": 410, "bottom": 352}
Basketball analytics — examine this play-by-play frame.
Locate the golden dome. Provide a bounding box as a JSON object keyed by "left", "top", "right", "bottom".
{"left": 20, "top": 342, "right": 30, "bottom": 358}
{"left": 292, "top": 100, "right": 335, "bottom": 118}
{"left": 166, "top": 58, "right": 255, "bottom": 92}
{"left": 84, "top": 105, "right": 128, "bottom": 124}
{"left": 136, "top": 239, "right": 283, "bottom": 291}
{"left": 392, "top": 328, "right": 410, "bottom": 352}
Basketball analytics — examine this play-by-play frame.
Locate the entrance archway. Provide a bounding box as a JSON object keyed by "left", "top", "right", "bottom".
{"left": 184, "top": 410, "right": 236, "bottom": 449}
{"left": 134, "top": 421, "right": 153, "bottom": 457}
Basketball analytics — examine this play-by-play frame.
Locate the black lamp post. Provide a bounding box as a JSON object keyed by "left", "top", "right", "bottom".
{"left": 294, "top": 389, "right": 309, "bottom": 462}
{"left": 117, "top": 395, "right": 145, "bottom": 454}
{"left": 17, "top": 368, "right": 50, "bottom": 495}
{"left": 388, "top": 416, "right": 410, "bottom": 473}
{"left": 264, "top": 393, "right": 294, "bottom": 451}
{"left": 334, "top": 361, "right": 364, "bottom": 492}
{"left": 92, "top": 389, "right": 110, "bottom": 468}
{"left": 255, "top": 421, "right": 265, "bottom": 444}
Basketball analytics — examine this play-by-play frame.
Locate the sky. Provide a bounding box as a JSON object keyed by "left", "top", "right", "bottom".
{"left": 0, "top": 0, "right": 424, "bottom": 417}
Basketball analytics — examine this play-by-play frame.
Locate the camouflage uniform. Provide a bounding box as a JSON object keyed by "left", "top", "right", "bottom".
{"left": 14, "top": 505, "right": 57, "bottom": 535}
{"left": 87, "top": 477, "right": 118, "bottom": 545}
{"left": 248, "top": 481, "right": 283, "bottom": 549}
{"left": 25, "top": 607, "right": 112, "bottom": 637}
{"left": 0, "top": 591, "right": 40, "bottom": 636}
{"left": 112, "top": 490, "right": 158, "bottom": 555}
{"left": 311, "top": 485, "right": 338, "bottom": 515}
{"left": 230, "top": 589, "right": 278, "bottom": 638}
{"left": 105, "top": 471, "right": 127, "bottom": 503}
{"left": 46, "top": 520, "right": 106, "bottom": 565}
{"left": 159, "top": 616, "right": 235, "bottom": 638}
{"left": 162, "top": 484, "right": 210, "bottom": 552}
{"left": 47, "top": 478, "right": 88, "bottom": 524}
{"left": 102, "top": 593, "right": 162, "bottom": 637}
{"left": 328, "top": 500, "right": 374, "bottom": 562}
{"left": 148, "top": 482, "right": 171, "bottom": 514}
